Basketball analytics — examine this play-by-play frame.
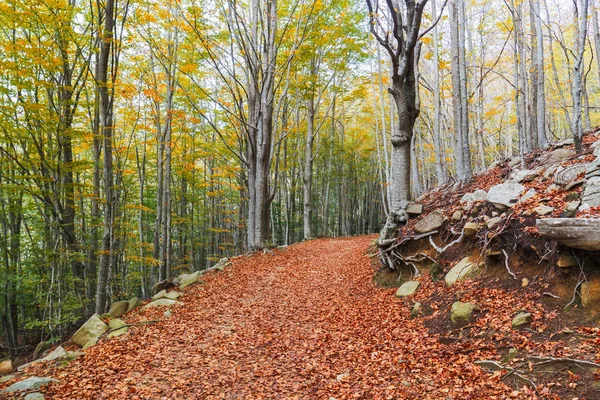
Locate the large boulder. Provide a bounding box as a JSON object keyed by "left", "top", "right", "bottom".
{"left": 450, "top": 302, "right": 479, "bottom": 325}
{"left": 141, "top": 298, "right": 181, "bottom": 312}
{"left": 414, "top": 210, "right": 444, "bottom": 234}
{"left": 445, "top": 257, "right": 482, "bottom": 287}
{"left": 536, "top": 218, "right": 600, "bottom": 251}
{"left": 2, "top": 377, "right": 59, "bottom": 393}
{"left": 395, "top": 281, "right": 420, "bottom": 297}
{"left": 71, "top": 314, "right": 108, "bottom": 347}
{"left": 486, "top": 182, "right": 525, "bottom": 208}
{"left": 108, "top": 300, "right": 129, "bottom": 318}
{"left": 0, "top": 359, "right": 12, "bottom": 376}
{"left": 581, "top": 176, "right": 600, "bottom": 207}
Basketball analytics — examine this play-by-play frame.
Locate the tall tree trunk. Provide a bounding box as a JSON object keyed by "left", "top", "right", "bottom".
{"left": 303, "top": 96, "right": 315, "bottom": 240}
{"left": 95, "top": 0, "right": 116, "bottom": 315}
{"left": 532, "top": 0, "right": 549, "bottom": 149}
{"left": 432, "top": 0, "right": 447, "bottom": 184}
{"left": 572, "top": 0, "right": 589, "bottom": 152}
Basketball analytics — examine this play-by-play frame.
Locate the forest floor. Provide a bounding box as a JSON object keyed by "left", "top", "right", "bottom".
{"left": 2, "top": 235, "right": 526, "bottom": 400}
{"left": 3, "top": 235, "right": 600, "bottom": 399}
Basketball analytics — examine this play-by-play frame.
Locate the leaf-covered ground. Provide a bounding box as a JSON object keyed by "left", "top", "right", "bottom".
{"left": 4, "top": 236, "right": 599, "bottom": 399}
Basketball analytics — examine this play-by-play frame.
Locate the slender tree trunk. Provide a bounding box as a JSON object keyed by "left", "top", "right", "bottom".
{"left": 532, "top": 0, "right": 549, "bottom": 149}
{"left": 303, "top": 96, "right": 315, "bottom": 240}
{"left": 572, "top": 0, "right": 589, "bottom": 152}
{"left": 95, "top": 0, "right": 116, "bottom": 315}
{"left": 432, "top": 0, "right": 446, "bottom": 184}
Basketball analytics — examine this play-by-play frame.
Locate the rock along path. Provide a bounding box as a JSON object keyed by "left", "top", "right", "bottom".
{"left": 21, "top": 236, "right": 512, "bottom": 399}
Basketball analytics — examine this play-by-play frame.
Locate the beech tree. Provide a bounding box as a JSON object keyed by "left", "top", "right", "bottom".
{"left": 365, "top": 0, "right": 433, "bottom": 211}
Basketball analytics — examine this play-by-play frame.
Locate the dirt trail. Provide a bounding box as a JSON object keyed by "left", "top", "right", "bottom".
{"left": 21, "top": 236, "right": 513, "bottom": 399}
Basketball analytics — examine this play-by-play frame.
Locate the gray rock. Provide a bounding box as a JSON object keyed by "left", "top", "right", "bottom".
{"left": 127, "top": 297, "right": 142, "bottom": 313}
{"left": 151, "top": 279, "right": 175, "bottom": 295}
{"left": 566, "top": 200, "right": 581, "bottom": 213}
{"left": 564, "top": 179, "right": 585, "bottom": 191}
{"left": 582, "top": 176, "right": 600, "bottom": 207}
{"left": 463, "top": 222, "right": 480, "bottom": 237}
{"left": 64, "top": 351, "right": 85, "bottom": 361}
{"left": 213, "top": 258, "right": 231, "bottom": 271}
{"left": 0, "top": 374, "right": 14, "bottom": 383}
{"left": 395, "top": 281, "right": 420, "bottom": 297}
{"left": 33, "top": 341, "right": 52, "bottom": 360}
{"left": 71, "top": 314, "right": 108, "bottom": 348}
{"left": 406, "top": 203, "right": 423, "bottom": 215}
{"left": 414, "top": 209, "right": 444, "bottom": 234}
{"left": 538, "top": 147, "right": 575, "bottom": 165}
{"left": 543, "top": 164, "right": 561, "bottom": 179}
{"left": 141, "top": 298, "right": 181, "bottom": 312}
{"left": 537, "top": 218, "right": 600, "bottom": 251}
{"left": 519, "top": 188, "right": 537, "bottom": 203}
{"left": 486, "top": 182, "right": 525, "bottom": 208}
{"left": 179, "top": 271, "right": 201, "bottom": 290}
{"left": 513, "top": 169, "right": 539, "bottom": 183}
{"left": 107, "top": 318, "right": 128, "bottom": 338}
{"left": 41, "top": 346, "right": 66, "bottom": 362}
{"left": 486, "top": 217, "right": 502, "bottom": 229}
{"left": 152, "top": 289, "right": 167, "bottom": 300}
{"left": 25, "top": 393, "right": 45, "bottom": 400}
{"left": 509, "top": 157, "right": 522, "bottom": 167}
{"left": 460, "top": 189, "right": 487, "bottom": 208}
{"left": 545, "top": 184, "right": 559, "bottom": 193}
{"left": 450, "top": 302, "right": 479, "bottom": 324}
{"left": 554, "top": 164, "right": 588, "bottom": 186}
{"left": 553, "top": 138, "right": 574, "bottom": 148}
{"left": 410, "top": 302, "right": 422, "bottom": 318}
{"left": 533, "top": 205, "right": 554, "bottom": 216}
{"left": 82, "top": 337, "right": 98, "bottom": 350}
{"left": 2, "top": 377, "right": 59, "bottom": 393}
{"left": 153, "top": 290, "right": 182, "bottom": 300}
{"left": 108, "top": 300, "right": 129, "bottom": 318}
{"left": 512, "top": 312, "right": 532, "bottom": 329}
{"left": 445, "top": 257, "right": 481, "bottom": 287}
{"left": 585, "top": 157, "right": 600, "bottom": 179}
{"left": 452, "top": 211, "right": 462, "bottom": 221}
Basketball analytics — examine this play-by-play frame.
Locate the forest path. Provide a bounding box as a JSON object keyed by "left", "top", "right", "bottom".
{"left": 39, "top": 236, "right": 510, "bottom": 399}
